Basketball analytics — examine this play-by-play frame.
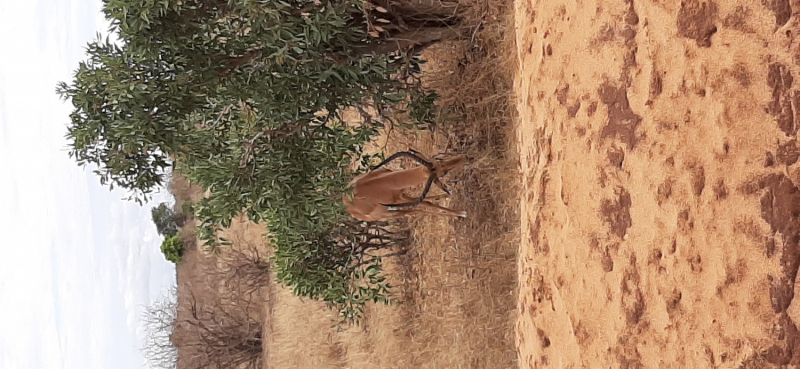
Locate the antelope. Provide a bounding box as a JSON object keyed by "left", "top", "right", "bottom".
{"left": 343, "top": 150, "right": 467, "bottom": 221}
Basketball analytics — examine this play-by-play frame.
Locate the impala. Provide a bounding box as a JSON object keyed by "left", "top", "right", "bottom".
{"left": 343, "top": 150, "right": 466, "bottom": 221}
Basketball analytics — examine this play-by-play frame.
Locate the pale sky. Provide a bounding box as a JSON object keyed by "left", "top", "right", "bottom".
{"left": 0, "top": 1, "right": 177, "bottom": 368}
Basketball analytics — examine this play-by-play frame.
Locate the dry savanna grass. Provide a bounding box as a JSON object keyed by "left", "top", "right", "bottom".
{"left": 263, "top": 0, "right": 521, "bottom": 368}
{"left": 167, "top": 0, "right": 521, "bottom": 367}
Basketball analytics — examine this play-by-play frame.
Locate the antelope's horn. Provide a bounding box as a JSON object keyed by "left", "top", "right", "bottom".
{"left": 372, "top": 151, "right": 433, "bottom": 170}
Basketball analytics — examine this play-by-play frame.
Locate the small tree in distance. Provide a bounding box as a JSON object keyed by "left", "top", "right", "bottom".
{"left": 151, "top": 203, "right": 180, "bottom": 238}
{"left": 142, "top": 286, "right": 265, "bottom": 368}
{"left": 141, "top": 288, "right": 178, "bottom": 369}
{"left": 161, "top": 236, "right": 185, "bottom": 264}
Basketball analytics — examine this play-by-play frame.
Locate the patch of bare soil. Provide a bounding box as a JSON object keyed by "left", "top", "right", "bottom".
{"left": 515, "top": 0, "right": 800, "bottom": 367}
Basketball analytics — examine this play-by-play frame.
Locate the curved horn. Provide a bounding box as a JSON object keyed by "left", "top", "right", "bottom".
{"left": 381, "top": 174, "right": 437, "bottom": 208}
{"left": 372, "top": 151, "right": 433, "bottom": 170}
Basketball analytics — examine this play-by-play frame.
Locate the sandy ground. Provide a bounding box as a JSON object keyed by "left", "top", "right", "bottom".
{"left": 514, "top": 0, "right": 800, "bottom": 367}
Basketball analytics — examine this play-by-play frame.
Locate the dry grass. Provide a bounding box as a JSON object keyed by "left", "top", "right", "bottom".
{"left": 376, "top": 5, "right": 521, "bottom": 365}
{"left": 168, "top": 173, "right": 206, "bottom": 207}
{"left": 265, "top": 0, "right": 521, "bottom": 367}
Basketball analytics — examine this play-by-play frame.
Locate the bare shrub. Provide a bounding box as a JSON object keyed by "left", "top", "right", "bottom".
{"left": 141, "top": 288, "right": 178, "bottom": 369}
{"left": 173, "top": 292, "right": 264, "bottom": 369}
{"left": 219, "top": 246, "right": 271, "bottom": 300}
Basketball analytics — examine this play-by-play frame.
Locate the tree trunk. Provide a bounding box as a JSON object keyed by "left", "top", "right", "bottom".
{"left": 390, "top": 1, "right": 459, "bottom": 21}
{"left": 356, "top": 26, "right": 463, "bottom": 56}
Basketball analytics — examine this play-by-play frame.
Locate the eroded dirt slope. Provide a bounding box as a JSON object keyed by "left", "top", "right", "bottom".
{"left": 515, "top": 0, "right": 800, "bottom": 367}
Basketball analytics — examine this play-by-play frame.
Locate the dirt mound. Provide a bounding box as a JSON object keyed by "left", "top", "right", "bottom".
{"left": 515, "top": 0, "right": 800, "bottom": 367}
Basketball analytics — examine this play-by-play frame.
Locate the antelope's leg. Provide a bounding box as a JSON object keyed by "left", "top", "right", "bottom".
{"left": 433, "top": 177, "right": 451, "bottom": 194}
{"left": 407, "top": 200, "right": 466, "bottom": 218}
{"left": 387, "top": 198, "right": 466, "bottom": 218}
{"left": 377, "top": 209, "right": 417, "bottom": 220}
{"left": 401, "top": 192, "right": 448, "bottom": 202}
{"left": 389, "top": 207, "right": 457, "bottom": 218}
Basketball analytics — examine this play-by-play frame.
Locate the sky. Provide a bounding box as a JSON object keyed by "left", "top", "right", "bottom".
{"left": 0, "top": 1, "right": 178, "bottom": 368}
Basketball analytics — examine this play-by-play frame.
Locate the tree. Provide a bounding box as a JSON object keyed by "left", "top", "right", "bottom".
{"left": 220, "top": 246, "right": 272, "bottom": 299}
{"left": 141, "top": 288, "right": 178, "bottom": 369}
{"left": 58, "top": 0, "right": 457, "bottom": 201}
{"left": 151, "top": 202, "right": 181, "bottom": 237}
{"left": 59, "top": 0, "right": 458, "bottom": 321}
{"left": 176, "top": 292, "right": 264, "bottom": 369}
{"left": 144, "top": 287, "right": 264, "bottom": 369}
{"left": 161, "top": 236, "right": 185, "bottom": 264}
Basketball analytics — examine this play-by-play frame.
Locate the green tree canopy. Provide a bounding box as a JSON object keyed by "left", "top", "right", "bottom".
{"left": 58, "top": 0, "right": 458, "bottom": 200}
{"left": 59, "top": 0, "right": 461, "bottom": 321}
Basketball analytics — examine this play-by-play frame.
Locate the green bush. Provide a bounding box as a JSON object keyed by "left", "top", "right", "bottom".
{"left": 160, "top": 236, "right": 184, "bottom": 264}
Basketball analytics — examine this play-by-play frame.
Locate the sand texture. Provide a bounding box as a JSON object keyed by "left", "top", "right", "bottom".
{"left": 514, "top": 0, "right": 800, "bottom": 367}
